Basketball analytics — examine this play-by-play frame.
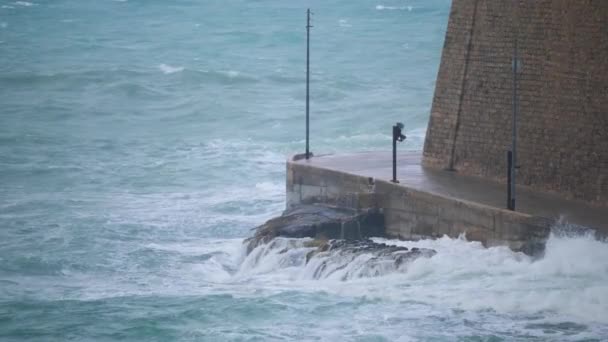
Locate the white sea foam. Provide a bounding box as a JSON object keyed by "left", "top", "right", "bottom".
{"left": 338, "top": 19, "right": 352, "bottom": 28}
{"left": 226, "top": 70, "right": 239, "bottom": 78}
{"left": 14, "top": 1, "right": 34, "bottom": 6}
{"left": 158, "top": 63, "right": 184, "bottom": 74}
{"left": 233, "top": 232, "right": 608, "bottom": 325}
{"left": 254, "top": 181, "right": 283, "bottom": 194}
{"left": 375, "top": 5, "right": 413, "bottom": 11}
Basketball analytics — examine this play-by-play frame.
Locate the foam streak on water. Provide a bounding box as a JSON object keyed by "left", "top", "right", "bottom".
{"left": 1, "top": 0, "right": 607, "bottom": 340}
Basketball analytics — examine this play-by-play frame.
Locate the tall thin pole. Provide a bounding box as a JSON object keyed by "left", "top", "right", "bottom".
{"left": 305, "top": 9, "right": 311, "bottom": 159}
{"left": 510, "top": 11, "right": 518, "bottom": 211}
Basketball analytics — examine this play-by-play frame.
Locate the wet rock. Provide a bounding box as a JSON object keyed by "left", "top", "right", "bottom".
{"left": 305, "top": 239, "right": 436, "bottom": 263}
{"left": 245, "top": 204, "right": 384, "bottom": 253}
{"left": 243, "top": 204, "right": 437, "bottom": 280}
{"left": 304, "top": 239, "right": 436, "bottom": 280}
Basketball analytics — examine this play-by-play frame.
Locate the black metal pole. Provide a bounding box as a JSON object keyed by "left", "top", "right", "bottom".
{"left": 507, "top": 150, "right": 514, "bottom": 210}
{"left": 392, "top": 125, "right": 398, "bottom": 183}
{"left": 510, "top": 2, "right": 519, "bottom": 210}
{"left": 305, "top": 9, "right": 311, "bottom": 159}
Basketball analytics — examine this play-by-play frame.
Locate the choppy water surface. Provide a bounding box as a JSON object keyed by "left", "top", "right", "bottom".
{"left": 1, "top": 0, "right": 607, "bottom": 341}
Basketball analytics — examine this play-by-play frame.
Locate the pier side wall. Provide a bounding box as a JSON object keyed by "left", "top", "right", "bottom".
{"left": 422, "top": 0, "right": 608, "bottom": 205}
{"left": 287, "top": 161, "right": 551, "bottom": 254}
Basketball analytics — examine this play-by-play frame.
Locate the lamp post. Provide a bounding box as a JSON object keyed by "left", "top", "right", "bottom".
{"left": 508, "top": 2, "right": 520, "bottom": 211}
{"left": 391, "top": 122, "right": 406, "bottom": 183}
{"left": 305, "top": 8, "right": 312, "bottom": 159}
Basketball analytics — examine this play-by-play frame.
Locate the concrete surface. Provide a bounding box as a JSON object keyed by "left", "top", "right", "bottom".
{"left": 293, "top": 151, "right": 607, "bottom": 233}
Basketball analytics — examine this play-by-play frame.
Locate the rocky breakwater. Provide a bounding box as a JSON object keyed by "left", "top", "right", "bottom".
{"left": 244, "top": 204, "right": 436, "bottom": 280}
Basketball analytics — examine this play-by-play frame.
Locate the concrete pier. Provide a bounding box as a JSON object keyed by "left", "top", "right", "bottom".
{"left": 287, "top": 151, "right": 607, "bottom": 254}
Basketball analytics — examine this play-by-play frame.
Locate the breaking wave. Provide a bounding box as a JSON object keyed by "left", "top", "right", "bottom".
{"left": 224, "top": 231, "right": 608, "bottom": 328}
{"left": 238, "top": 238, "right": 435, "bottom": 281}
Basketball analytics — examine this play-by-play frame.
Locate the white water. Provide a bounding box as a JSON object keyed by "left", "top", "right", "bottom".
{"left": 203, "top": 231, "right": 608, "bottom": 339}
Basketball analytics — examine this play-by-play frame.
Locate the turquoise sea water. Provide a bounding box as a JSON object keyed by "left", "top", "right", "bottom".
{"left": 1, "top": 0, "right": 607, "bottom": 341}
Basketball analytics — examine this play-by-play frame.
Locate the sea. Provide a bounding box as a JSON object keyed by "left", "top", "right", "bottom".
{"left": 1, "top": 0, "right": 607, "bottom": 341}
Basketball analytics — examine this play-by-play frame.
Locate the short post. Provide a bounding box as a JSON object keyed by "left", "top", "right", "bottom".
{"left": 507, "top": 150, "right": 515, "bottom": 210}
{"left": 391, "top": 123, "right": 406, "bottom": 183}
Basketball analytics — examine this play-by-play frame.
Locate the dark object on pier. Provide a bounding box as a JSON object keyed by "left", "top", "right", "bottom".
{"left": 507, "top": 150, "right": 515, "bottom": 210}
{"left": 391, "top": 122, "right": 406, "bottom": 183}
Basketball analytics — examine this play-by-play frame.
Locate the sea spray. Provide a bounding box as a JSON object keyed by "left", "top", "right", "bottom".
{"left": 217, "top": 232, "right": 608, "bottom": 330}
{"left": 238, "top": 238, "right": 435, "bottom": 281}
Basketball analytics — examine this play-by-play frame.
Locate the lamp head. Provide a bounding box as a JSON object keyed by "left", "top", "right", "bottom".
{"left": 393, "top": 122, "right": 406, "bottom": 142}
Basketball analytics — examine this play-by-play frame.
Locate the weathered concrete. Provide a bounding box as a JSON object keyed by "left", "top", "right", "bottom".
{"left": 288, "top": 151, "right": 608, "bottom": 254}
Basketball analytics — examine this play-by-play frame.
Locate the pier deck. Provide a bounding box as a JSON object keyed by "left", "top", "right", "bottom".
{"left": 294, "top": 151, "right": 607, "bottom": 233}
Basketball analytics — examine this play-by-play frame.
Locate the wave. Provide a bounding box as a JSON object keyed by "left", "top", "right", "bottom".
{"left": 14, "top": 1, "right": 35, "bottom": 7}
{"left": 5, "top": 229, "right": 605, "bottom": 339}
{"left": 0, "top": 69, "right": 147, "bottom": 87}
{"left": 103, "top": 80, "right": 168, "bottom": 98}
{"left": 0, "top": 66, "right": 260, "bottom": 89}
{"left": 154, "top": 65, "right": 260, "bottom": 85}
{"left": 288, "top": 130, "right": 427, "bottom": 152}
{"left": 158, "top": 63, "right": 184, "bottom": 75}
{"left": 226, "top": 230, "right": 608, "bottom": 325}
{"left": 184, "top": 69, "right": 260, "bottom": 85}
{"left": 238, "top": 238, "right": 435, "bottom": 281}
{"left": 376, "top": 5, "right": 413, "bottom": 11}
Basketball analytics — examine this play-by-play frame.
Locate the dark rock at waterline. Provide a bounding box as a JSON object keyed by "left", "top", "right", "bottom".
{"left": 305, "top": 239, "right": 436, "bottom": 265}
{"left": 245, "top": 204, "right": 385, "bottom": 253}
{"left": 304, "top": 239, "right": 436, "bottom": 280}
{"left": 245, "top": 205, "right": 437, "bottom": 279}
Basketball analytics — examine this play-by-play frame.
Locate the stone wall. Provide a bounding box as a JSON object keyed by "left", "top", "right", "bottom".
{"left": 286, "top": 162, "right": 377, "bottom": 210}
{"left": 287, "top": 160, "right": 552, "bottom": 254}
{"left": 423, "top": 0, "right": 608, "bottom": 205}
{"left": 375, "top": 180, "right": 550, "bottom": 255}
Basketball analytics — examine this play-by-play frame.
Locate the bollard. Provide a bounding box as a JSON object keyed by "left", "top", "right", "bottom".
{"left": 507, "top": 150, "right": 515, "bottom": 210}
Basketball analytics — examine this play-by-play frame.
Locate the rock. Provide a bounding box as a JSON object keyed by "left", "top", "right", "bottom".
{"left": 245, "top": 204, "right": 384, "bottom": 253}
{"left": 243, "top": 204, "right": 437, "bottom": 280}
{"left": 305, "top": 239, "right": 436, "bottom": 264}
{"left": 304, "top": 239, "right": 436, "bottom": 280}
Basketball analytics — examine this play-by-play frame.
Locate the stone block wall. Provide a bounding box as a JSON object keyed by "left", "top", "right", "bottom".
{"left": 423, "top": 0, "right": 608, "bottom": 205}
{"left": 375, "top": 179, "right": 551, "bottom": 254}
{"left": 286, "top": 162, "right": 377, "bottom": 210}
{"left": 287, "top": 159, "right": 553, "bottom": 254}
